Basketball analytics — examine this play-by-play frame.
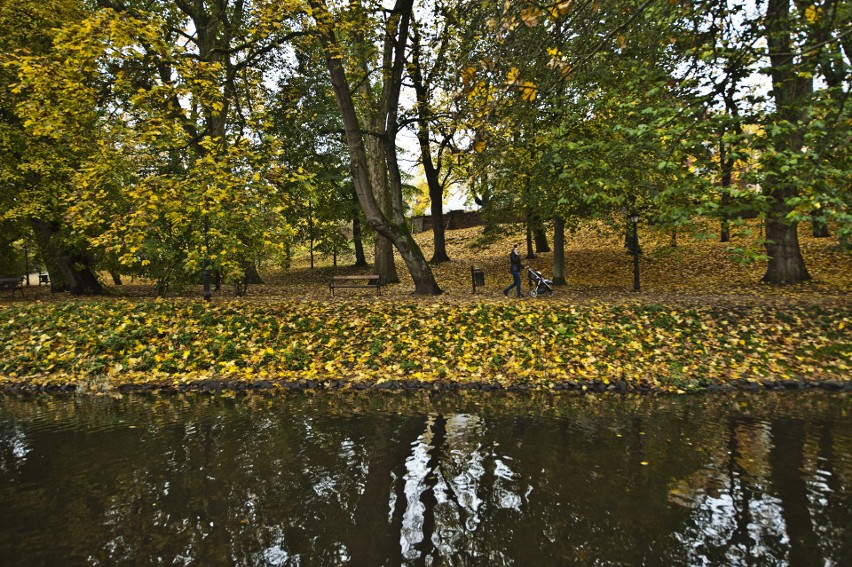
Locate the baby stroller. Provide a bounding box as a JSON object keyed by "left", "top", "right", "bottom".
{"left": 526, "top": 267, "right": 554, "bottom": 297}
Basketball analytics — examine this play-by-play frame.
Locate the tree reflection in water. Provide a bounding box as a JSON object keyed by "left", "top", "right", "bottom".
{"left": 0, "top": 392, "right": 849, "bottom": 565}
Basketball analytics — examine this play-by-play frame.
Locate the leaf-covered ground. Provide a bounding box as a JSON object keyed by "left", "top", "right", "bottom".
{"left": 1, "top": 221, "right": 849, "bottom": 394}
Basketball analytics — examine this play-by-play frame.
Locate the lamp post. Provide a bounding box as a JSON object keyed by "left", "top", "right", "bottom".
{"left": 630, "top": 211, "right": 640, "bottom": 292}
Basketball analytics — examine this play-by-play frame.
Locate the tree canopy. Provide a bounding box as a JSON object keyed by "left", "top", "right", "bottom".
{"left": 2, "top": 0, "right": 848, "bottom": 294}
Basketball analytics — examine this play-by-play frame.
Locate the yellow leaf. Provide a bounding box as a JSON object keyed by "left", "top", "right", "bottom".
{"left": 519, "top": 81, "right": 537, "bottom": 102}
{"left": 804, "top": 5, "right": 820, "bottom": 23}
{"left": 507, "top": 67, "right": 520, "bottom": 85}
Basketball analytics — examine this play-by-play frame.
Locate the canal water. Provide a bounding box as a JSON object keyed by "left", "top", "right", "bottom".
{"left": 0, "top": 391, "right": 849, "bottom": 566}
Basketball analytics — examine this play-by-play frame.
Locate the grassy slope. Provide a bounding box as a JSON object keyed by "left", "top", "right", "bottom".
{"left": 0, "top": 221, "right": 849, "bottom": 393}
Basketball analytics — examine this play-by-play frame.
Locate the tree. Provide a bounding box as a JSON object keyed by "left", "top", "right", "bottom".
{"left": 459, "top": 0, "right": 849, "bottom": 287}
{"left": 0, "top": 0, "right": 106, "bottom": 294}
{"left": 777, "top": 0, "right": 851, "bottom": 249}
{"left": 760, "top": 0, "right": 813, "bottom": 284}
{"left": 683, "top": 0, "right": 849, "bottom": 282}
{"left": 308, "top": 0, "right": 441, "bottom": 295}
{"left": 454, "top": 0, "right": 699, "bottom": 286}
{"left": 407, "top": 5, "right": 468, "bottom": 264}
{"left": 269, "top": 42, "right": 357, "bottom": 268}
{"left": 14, "top": 1, "right": 301, "bottom": 293}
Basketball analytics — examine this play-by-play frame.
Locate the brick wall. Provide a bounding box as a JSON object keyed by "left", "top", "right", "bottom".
{"left": 410, "top": 210, "right": 482, "bottom": 233}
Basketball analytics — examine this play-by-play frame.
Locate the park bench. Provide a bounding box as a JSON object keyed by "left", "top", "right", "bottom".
{"left": 329, "top": 275, "right": 381, "bottom": 296}
{"left": 0, "top": 276, "right": 24, "bottom": 297}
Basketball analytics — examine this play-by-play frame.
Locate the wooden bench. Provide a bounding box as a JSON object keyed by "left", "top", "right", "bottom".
{"left": 0, "top": 276, "right": 24, "bottom": 297}
{"left": 329, "top": 275, "right": 381, "bottom": 296}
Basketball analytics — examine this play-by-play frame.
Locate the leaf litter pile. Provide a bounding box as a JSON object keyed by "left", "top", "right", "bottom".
{"left": 1, "top": 221, "right": 849, "bottom": 394}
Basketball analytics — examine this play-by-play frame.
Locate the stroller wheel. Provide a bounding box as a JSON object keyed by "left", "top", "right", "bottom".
{"left": 547, "top": 290, "right": 554, "bottom": 297}
{"left": 529, "top": 289, "right": 538, "bottom": 298}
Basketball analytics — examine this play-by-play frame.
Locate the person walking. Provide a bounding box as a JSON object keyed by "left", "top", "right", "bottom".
{"left": 503, "top": 243, "right": 523, "bottom": 297}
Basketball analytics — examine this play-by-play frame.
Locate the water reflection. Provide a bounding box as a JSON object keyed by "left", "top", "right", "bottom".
{"left": 0, "top": 392, "right": 849, "bottom": 565}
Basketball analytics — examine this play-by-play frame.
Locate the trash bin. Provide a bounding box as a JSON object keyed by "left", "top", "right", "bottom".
{"left": 471, "top": 266, "right": 485, "bottom": 293}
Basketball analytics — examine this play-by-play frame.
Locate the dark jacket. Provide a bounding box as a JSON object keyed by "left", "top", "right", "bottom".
{"left": 509, "top": 249, "right": 522, "bottom": 273}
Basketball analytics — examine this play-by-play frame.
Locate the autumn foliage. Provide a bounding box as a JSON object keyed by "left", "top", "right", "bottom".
{"left": 1, "top": 223, "right": 849, "bottom": 394}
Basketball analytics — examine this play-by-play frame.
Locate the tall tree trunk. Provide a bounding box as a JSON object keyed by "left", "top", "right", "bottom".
{"left": 474, "top": 172, "right": 496, "bottom": 234}
{"left": 552, "top": 216, "right": 566, "bottom": 285}
{"left": 421, "top": 137, "right": 450, "bottom": 263}
{"left": 719, "top": 37, "right": 745, "bottom": 245}
{"left": 411, "top": 22, "right": 450, "bottom": 263}
{"left": 379, "top": 0, "right": 417, "bottom": 280}
{"left": 373, "top": 237, "right": 397, "bottom": 282}
{"left": 308, "top": 198, "right": 315, "bottom": 270}
{"left": 31, "top": 218, "right": 104, "bottom": 295}
{"left": 428, "top": 184, "right": 450, "bottom": 263}
{"left": 764, "top": 201, "right": 810, "bottom": 284}
{"left": 533, "top": 225, "right": 550, "bottom": 253}
{"left": 310, "top": 0, "right": 441, "bottom": 295}
{"left": 351, "top": 193, "right": 368, "bottom": 267}
{"left": 762, "top": 0, "right": 811, "bottom": 284}
{"left": 382, "top": 8, "right": 409, "bottom": 232}
{"left": 41, "top": 254, "right": 68, "bottom": 294}
{"left": 243, "top": 262, "right": 263, "bottom": 285}
{"left": 358, "top": 0, "right": 401, "bottom": 285}
{"left": 811, "top": 208, "right": 829, "bottom": 237}
{"left": 525, "top": 221, "right": 535, "bottom": 259}
{"left": 720, "top": 136, "right": 732, "bottom": 243}
{"left": 366, "top": 131, "right": 399, "bottom": 283}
